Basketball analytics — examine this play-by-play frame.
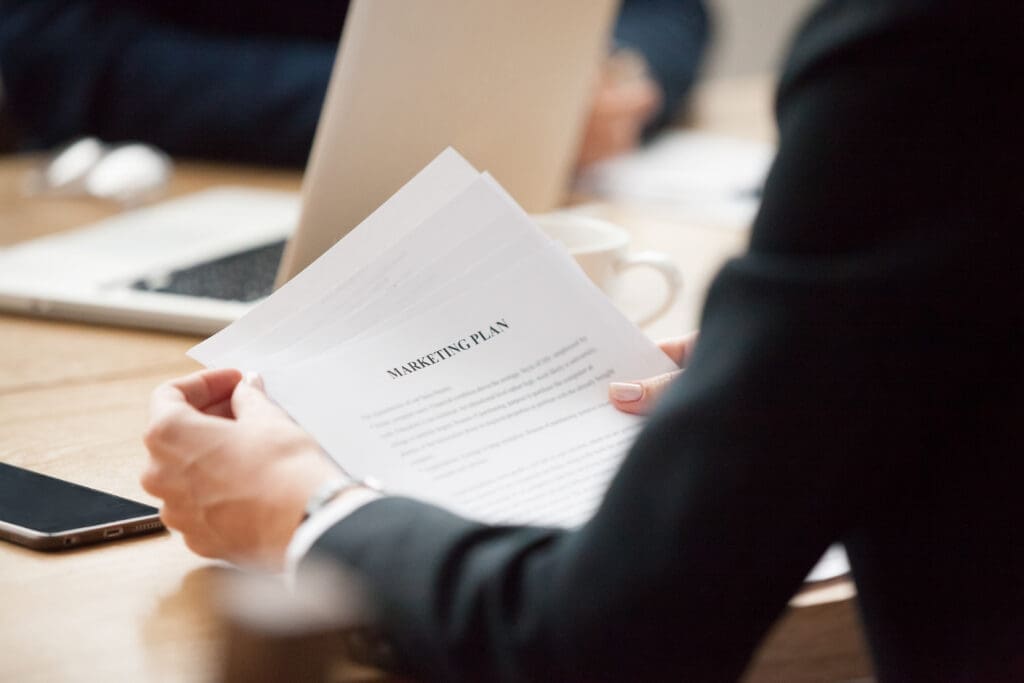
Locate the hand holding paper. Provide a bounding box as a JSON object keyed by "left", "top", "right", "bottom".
{"left": 146, "top": 148, "right": 849, "bottom": 582}
{"left": 141, "top": 368, "right": 338, "bottom": 569}
{"left": 189, "top": 149, "right": 677, "bottom": 528}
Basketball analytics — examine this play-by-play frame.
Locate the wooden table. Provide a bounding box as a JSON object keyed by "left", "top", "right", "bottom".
{"left": 0, "top": 77, "right": 873, "bottom": 682}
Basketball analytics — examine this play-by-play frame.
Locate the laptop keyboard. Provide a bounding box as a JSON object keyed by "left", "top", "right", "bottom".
{"left": 131, "top": 240, "right": 286, "bottom": 302}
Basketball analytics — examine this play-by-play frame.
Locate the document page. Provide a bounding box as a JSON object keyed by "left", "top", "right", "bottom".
{"left": 192, "top": 149, "right": 676, "bottom": 528}
{"left": 265, "top": 246, "right": 674, "bottom": 527}
{"left": 191, "top": 148, "right": 479, "bottom": 361}
{"left": 208, "top": 176, "right": 547, "bottom": 372}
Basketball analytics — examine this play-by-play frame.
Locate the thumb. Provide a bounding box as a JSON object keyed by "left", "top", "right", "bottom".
{"left": 231, "top": 371, "right": 289, "bottom": 422}
{"left": 609, "top": 370, "right": 682, "bottom": 416}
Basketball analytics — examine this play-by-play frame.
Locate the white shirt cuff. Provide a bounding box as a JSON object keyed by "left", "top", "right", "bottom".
{"left": 284, "top": 487, "right": 383, "bottom": 586}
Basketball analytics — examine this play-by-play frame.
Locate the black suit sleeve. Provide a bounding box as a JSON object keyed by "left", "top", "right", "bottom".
{"left": 309, "top": 2, "right": 1022, "bottom": 681}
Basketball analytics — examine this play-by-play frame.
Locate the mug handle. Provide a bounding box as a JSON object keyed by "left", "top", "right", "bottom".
{"left": 614, "top": 251, "right": 683, "bottom": 327}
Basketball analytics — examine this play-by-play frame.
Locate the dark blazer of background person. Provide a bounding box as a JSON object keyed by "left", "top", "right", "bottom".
{"left": 0, "top": 0, "right": 708, "bottom": 167}
{"left": 291, "top": 2, "right": 1023, "bottom": 681}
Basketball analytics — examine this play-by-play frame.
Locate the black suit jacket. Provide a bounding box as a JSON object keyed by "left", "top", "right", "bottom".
{"left": 307, "top": 2, "right": 1024, "bottom": 680}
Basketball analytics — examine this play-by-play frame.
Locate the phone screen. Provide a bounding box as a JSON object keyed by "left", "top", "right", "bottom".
{"left": 0, "top": 462, "right": 157, "bottom": 533}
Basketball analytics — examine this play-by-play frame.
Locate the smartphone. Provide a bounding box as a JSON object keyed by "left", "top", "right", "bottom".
{"left": 0, "top": 462, "right": 164, "bottom": 550}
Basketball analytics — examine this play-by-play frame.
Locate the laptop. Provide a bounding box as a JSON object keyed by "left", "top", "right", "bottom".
{"left": 0, "top": 0, "right": 618, "bottom": 335}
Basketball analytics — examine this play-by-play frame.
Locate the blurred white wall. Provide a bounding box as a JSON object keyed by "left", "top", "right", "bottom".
{"left": 703, "top": 0, "right": 818, "bottom": 77}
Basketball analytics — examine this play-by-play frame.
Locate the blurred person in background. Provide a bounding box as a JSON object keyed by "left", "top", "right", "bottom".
{"left": 0, "top": 0, "right": 709, "bottom": 168}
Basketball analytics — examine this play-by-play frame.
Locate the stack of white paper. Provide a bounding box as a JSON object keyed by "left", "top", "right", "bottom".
{"left": 574, "top": 131, "right": 775, "bottom": 228}
{"left": 191, "top": 149, "right": 677, "bottom": 528}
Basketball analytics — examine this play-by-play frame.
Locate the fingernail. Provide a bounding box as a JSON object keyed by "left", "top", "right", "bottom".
{"left": 609, "top": 382, "right": 644, "bottom": 402}
{"left": 244, "top": 371, "right": 265, "bottom": 392}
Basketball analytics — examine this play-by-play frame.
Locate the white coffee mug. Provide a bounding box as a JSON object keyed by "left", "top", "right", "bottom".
{"left": 532, "top": 213, "right": 682, "bottom": 327}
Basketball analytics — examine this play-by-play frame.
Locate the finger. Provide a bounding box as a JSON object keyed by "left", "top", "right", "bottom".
{"left": 146, "top": 391, "right": 220, "bottom": 454}
{"left": 148, "top": 370, "right": 240, "bottom": 427}
{"left": 656, "top": 331, "right": 699, "bottom": 367}
{"left": 609, "top": 370, "right": 683, "bottom": 415}
{"left": 141, "top": 459, "right": 195, "bottom": 501}
{"left": 140, "top": 463, "right": 170, "bottom": 498}
{"left": 629, "top": 79, "right": 662, "bottom": 116}
{"left": 578, "top": 119, "right": 644, "bottom": 166}
{"left": 182, "top": 532, "right": 221, "bottom": 560}
{"left": 594, "top": 78, "right": 661, "bottom": 117}
{"left": 147, "top": 369, "right": 243, "bottom": 445}
{"left": 170, "top": 368, "right": 244, "bottom": 411}
{"left": 159, "top": 505, "right": 198, "bottom": 534}
{"left": 231, "top": 372, "right": 291, "bottom": 422}
{"left": 202, "top": 397, "right": 234, "bottom": 419}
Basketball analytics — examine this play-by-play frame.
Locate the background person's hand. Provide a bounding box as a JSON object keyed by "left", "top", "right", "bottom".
{"left": 609, "top": 331, "right": 698, "bottom": 415}
{"left": 141, "top": 369, "right": 340, "bottom": 570}
{"left": 576, "top": 50, "right": 662, "bottom": 168}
